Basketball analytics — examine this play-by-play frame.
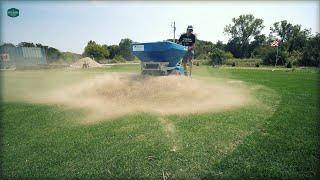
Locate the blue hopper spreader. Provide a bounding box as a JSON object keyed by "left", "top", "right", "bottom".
{"left": 131, "top": 41, "right": 188, "bottom": 75}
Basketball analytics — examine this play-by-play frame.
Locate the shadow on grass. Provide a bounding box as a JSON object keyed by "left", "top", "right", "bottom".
{"left": 201, "top": 99, "right": 319, "bottom": 179}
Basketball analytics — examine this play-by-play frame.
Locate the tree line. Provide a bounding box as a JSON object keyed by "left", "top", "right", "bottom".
{"left": 82, "top": 14, "right": 319, "bottom": 67}
{"left": 193, "top": 14, "right": 319, "bottom": 67}
{"left": 82, "top": 38, "right": 135, "bottom": 63}
{"left": 1, "top": 14, "right": 319, "bottom": 67}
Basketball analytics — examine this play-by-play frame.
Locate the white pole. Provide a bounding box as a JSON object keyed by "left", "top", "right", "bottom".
{"left": 173, "top": 21, "right": 176, "bottom": 42}
{"left": 275, "top": 45, "right": 278, "bottom": 68}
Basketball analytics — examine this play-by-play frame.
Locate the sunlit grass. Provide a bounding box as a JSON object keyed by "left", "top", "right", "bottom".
{"left": 1, "top": 65, "right": 319, "bottom": 178}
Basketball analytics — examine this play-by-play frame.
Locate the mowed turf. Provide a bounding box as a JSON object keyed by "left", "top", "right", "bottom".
{"left": 1, "top": 65, "right": 319, "bottom": 178}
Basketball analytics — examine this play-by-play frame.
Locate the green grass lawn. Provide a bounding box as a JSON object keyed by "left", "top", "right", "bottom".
{"left": 1, "top": 65, "right": 319, "bottom": 179}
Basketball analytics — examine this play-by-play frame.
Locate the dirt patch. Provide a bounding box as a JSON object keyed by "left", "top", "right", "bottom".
{"left": 70, "top": 57, "right": 102, "bottom": 68}
{"left": 34, "top": 73, "right": 252, "bottom": 124}
{"left": 158, "top": 117, "right": 179, "bottom": 152}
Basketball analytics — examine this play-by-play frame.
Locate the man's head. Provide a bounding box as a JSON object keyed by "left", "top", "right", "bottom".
{"left": 187, "top": 25, "right": 193, "bottom": 35}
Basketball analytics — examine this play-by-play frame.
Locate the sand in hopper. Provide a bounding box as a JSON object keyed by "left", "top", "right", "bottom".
{"left": 41, "top": 74, "right": 252, "bottom": 124}
{"left": 70, "top": 57, "right": 102, "bottom": 68}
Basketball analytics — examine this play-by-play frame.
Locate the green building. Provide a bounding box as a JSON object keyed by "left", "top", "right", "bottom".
{"left": 0, "top": 46, "right": 47, "bottom": 69}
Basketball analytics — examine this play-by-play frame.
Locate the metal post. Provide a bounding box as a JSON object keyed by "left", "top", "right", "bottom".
{"left": 275, "top": 45, "right": 278, "bottom": 68}
{"left": 171, "top": 21, "right": 176, "bottom": 42}
{"left": 173, "top": 21, "right": 176, "bottom": 42}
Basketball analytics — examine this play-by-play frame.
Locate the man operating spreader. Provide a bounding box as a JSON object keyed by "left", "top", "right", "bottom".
{"left": 130, "top": 25, "right": 196, "bottom": 76}
{"left": 178, "top": 25, "right": 196, "bottom": 76}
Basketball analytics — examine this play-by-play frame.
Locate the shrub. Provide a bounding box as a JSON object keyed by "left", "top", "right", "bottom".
{"left": 208, "top": 48, "right": 232, "bottom": 65}
{"left": 288, "top": 50, "right": 302, "bottom": 66}
{"left": 298, "top": 34, "right": 320, "bottom": 67}
{"left": 252, "top": 45, "right": 273, "bottom": 58}
{"left": 231, "top": 62, "right": 236, "bottom": 67}
{"left": 106, "top": 59, "right": 118, "bottom": 63}
{"left": 255, "top": 63, "right": 260, "bottom": 67}
{"left": 225, "top": 58, "right": 262, "bottom": 67}
{"left": 262, "top": 49, "right": 288, "bottom": 65}
{"left": 196, "top": 53, "right": 210, "bottom": 60}
{"left": 192, "top": 60, "right": 200, "bottom": 66}
{"left": 286, "top": 61, "right": 292, "bottom": 68}
{"left": 225, "top": 59, "right": 234, "bottom": 66}
{"left": 224, "top": 51, "right": 234, "bottom": 60}
{"left": 114, "top": 55, "right": 126, "bottom": 63}
{"left": 201, "top": 59, "right": 212, "bottom": 65}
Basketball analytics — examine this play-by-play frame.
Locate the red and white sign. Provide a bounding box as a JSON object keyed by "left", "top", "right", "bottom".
{"left": 0, "top": 53, "right": 10, "bottom": 62}
{"left": 271, "top": 39, "right": 280, "bottom": 47}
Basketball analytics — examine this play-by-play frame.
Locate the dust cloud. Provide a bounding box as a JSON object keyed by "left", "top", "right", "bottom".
{"left": 35, "top": 73, "right": 252, "bottom": 124}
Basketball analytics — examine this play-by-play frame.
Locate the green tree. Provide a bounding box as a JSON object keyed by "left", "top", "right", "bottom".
{"left": 119, "top": 38, "right": 134, "bottom": 60}
{"left": 61, "top": 52, "right": 82, "bottom": 63}
{"left": 46, "top": 47, "right": 63, "bottom": 61}
{"left": 269, "top": 20, "right": 313, "bottom": 67}
{"left": 83, "top": 40, "right": 109, "bottom": 61}
{"left": 224, "top": 14, "right": 264, "bottom": 58}
{"left": 270, "top": 21, "right": 311, "bottom": 52}
{"left": 215, "top": 40, "right": 226, "bottom": 51}
{"left": 263, "top": 49, "right": 288, "bottom": 66}
{"left": 299, "top": 33, "right": 320, "bottom": 66}
{"left": 208, "top": 48, "right": 233, "bottom": 65}
{"left": 106, "top": 45, "right": 120, "bottom": 59}
{"left": 249, "top": 34, "right": 267, "bottom": 57}
{"left": 225, "top": 37, "right": 242, "bottom": 58}
{"left": 18, "top": 42, "right": 36, "bottom": 47}
{"left": 287, "top": 27, "right": 310, "bottom": 52}
{"left": 269, "top": 20, "right": 294, "bottom": 43}
{"left": 0, "top": 43, "right": 16, "bottom": 48}
{"left": 252, "top": 45, "right": 273, "bottom": 58}
{"left": 34, "top": 43, "right": 49, "bottom": 53}
{"left": 194, "top": 40, "right": 215, "bottom": 59}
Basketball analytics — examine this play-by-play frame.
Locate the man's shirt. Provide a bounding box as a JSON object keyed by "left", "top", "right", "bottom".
{"left": 178, "top": 33, "right": 196, "bottom": 47}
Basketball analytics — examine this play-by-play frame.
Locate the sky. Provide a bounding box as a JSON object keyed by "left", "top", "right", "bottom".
{"left": 1, "top": 1, "right": 319, "bottom": 54}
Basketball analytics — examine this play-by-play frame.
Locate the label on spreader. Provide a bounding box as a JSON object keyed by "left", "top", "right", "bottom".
{"left": 132, "top": 45, "right": 144, "bottom": 51}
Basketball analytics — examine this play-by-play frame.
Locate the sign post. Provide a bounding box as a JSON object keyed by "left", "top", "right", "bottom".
{"left": 7, "top": 8, "right": 19, "bottom": 18}
{"left": 275, "top": 45, "right": 279, "bottom": 68}
{"left": 171, "top": 21, "right": 176, "bottom": 43}
{"left": 271, "top": 38, "right": 280, "bottom": 69}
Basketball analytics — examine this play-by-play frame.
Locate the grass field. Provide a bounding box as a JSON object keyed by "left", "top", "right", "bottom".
{"left": 1, "top": 65, "right": 319, "bottom": 179}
